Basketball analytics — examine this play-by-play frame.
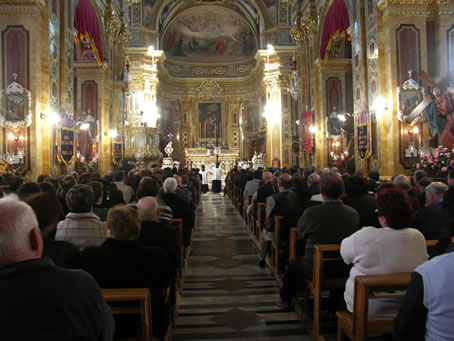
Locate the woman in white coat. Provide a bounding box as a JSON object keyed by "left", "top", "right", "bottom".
{"left": 341, "top": 187, "right": 428, "bottom": 318}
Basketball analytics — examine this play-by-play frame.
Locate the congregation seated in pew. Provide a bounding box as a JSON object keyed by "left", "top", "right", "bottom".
{"left": 137, "top": 196, "right": 181, "bottom": 269}
{"left": 279, "top": 173, "right": 360, "bottom": 310}
{"left": 55, "top": 184, "right": 107, "bottom": 250}
{"left": 341, "top": 187, "right": 428, "bottom": 318}
{"left": 159, "top": 177, "right": 195, "bottom": 247}
{"left": 23, "top": 192, "right": 81, "bottom": 269}
{"left": 80, "top": 204, "right": 175, "bottom": 339}
{"left": 0, "top": 196, "right": 114, "bottom": 340}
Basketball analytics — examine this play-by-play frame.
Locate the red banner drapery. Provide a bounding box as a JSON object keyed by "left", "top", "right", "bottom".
{"left": 74, "top": 0, "right": 103, "bottom": 65}
{"left": 300, "top": 111, "right": 314, "bottom": 155}
{"left": 320, "top": 0, "right": 351, "bottom": 63}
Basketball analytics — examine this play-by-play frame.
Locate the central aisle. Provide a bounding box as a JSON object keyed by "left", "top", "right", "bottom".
{"left": 173, "top": 193, "right": 310, "bottom": 340}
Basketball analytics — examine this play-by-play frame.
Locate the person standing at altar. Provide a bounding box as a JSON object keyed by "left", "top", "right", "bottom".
{"left": 199, "top": 165, "right": 209, "bottom": 194}
{"left": 212, "top": 163, "right": 222, "bottom": 193}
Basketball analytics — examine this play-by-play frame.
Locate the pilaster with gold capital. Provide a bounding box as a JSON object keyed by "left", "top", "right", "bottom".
{"left": 255, "top": 47, "right": 296, "bottom": 168}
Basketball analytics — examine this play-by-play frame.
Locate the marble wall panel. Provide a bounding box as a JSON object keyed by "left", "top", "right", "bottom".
{"left": 395, "top": 25, "right": 421, "bottom": 85}
{"left": 2, "top": 26, "right": 28, "bottom": 88}
{"left": 81, "top": 80, "right": 98, "bottom": 117}
{"left": 448, "top": 25, "right": 454, "bottom": 73}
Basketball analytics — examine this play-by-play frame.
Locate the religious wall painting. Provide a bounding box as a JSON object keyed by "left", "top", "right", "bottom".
{"left": 397, "top": 72, "right": 425, "bottom": 122}
{"left": 269, "top": 8, "right": 277, "bottom": 25}
{"left": 248, "top": 106, "right": 259, "bottom": 132}
{"left": 6, "top": 94, "right": 25, "bottom": 121}
{"left": 263, "top": 0, "right": 276, "bottom": 8}
{"left": 238, "top": 0, "right": 258, "bottom": 22}
{"left": 0, "top": 79, "right": 31, "bottom": 129}
{"left": 162, "top": 6, "right": 257, "bottom": 63}
{"left": 143, "top": 0, "right": 157, "bottom": 28}
{"left": 144, "top": 0, "right": 156, "bottom": 7}
{"left": 397, "top": 72, "right": 426, "bottom": 168}
{"left": 160, "top": 1, "right": 179, "bottom": 24}
{"left": 199, "top": 103, "right": 222, "bottom": 141}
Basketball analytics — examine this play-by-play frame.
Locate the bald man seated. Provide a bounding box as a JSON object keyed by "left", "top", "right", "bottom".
{"left": 137, "top": 196, "right": 181, "bottom": 268}
{"left": 0, "top": 196, "right": 114, "bottom": 340}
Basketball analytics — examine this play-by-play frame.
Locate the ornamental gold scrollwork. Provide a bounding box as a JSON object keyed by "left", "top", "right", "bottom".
{"left": 278, "top": 75, "right": 291, "bottom": 90}
{"left": 377, "top": 0, "right": 453, "bottom": 11}
{"left": 290, "top": 11, "right": 316, "bottom": 42}
{"left": 0, "top": 0, "right": 45, "bottom": 6}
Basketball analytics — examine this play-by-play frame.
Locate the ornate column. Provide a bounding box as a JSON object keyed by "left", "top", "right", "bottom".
{"left": 290, "top": 4, "right": 317, "bottom": 167}
{"left": 227, "top": 98, "right": 241, "bottom": 152}
{"left": 256, "top": 46, "right": 295, "bottom": 168}
{"left": 178, "top": 97, "right": 193, "bottom": 162}
{"left": 377, "top": 1, "right": 431, "bottom": 177}
{"left": 0, "top": 1, "right": 46, "bottom": 180}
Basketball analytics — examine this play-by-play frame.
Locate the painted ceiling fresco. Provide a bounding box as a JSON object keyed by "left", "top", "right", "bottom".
{"left": 162, "top": 5, "right": 257, "bottom": 63}
{"left": 263, "top": 0, "right": 276, "bottom": 8}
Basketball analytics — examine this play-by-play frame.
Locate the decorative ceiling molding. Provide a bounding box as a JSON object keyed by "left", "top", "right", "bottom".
{"left": 0, "top": 3, "right": 42, "bottom": 15}
{"left": 0, "top": 0, "right": 44, "bottom": 6}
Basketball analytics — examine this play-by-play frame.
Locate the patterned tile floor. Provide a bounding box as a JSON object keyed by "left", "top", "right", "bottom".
{"left": 173, "top": 193, "right": 312, "bottom": 341}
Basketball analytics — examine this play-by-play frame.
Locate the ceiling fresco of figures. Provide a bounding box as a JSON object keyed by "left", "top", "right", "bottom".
{"left": 162, "top": 5, "right": 257, "bottom": 63}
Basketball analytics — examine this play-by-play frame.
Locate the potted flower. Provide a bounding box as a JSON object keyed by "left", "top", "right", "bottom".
{"left": 75, "top": 158, "right": 90, "bottom": 173}
{"left": 0, "top": 160, "right": 15, "bottom": 185}
{"left": 332, "top": 155, "right": 355, "bottom": 174}
{"left": 416, "top": 146, "right": 454, "bottom": 176}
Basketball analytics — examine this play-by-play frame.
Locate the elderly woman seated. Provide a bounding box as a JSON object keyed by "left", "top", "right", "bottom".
{"left": 80, "top": 205, "right": 174, "bottom": 339}
{"left": 55, "top": 184, "right": 107, "bottom": 250}
{"left": 341, "top": 187, "right": 428, "bottom": 318}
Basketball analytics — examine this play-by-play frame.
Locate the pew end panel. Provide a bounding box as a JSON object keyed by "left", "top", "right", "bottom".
{"left": 102, "top": 288, "right": 153, "bottom": 341}
{"left": 336, "top": 272, "right": 411, "bottom": 341}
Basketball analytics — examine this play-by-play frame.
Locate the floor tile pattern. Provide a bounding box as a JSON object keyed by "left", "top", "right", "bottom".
{"left": 173, "top": 193, "right": 311, "bottom": 340}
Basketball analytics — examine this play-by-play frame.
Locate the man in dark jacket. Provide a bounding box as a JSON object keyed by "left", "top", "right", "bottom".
{"left": 0, "top": 196, "right": 114, "bottom": 340}
{"left": 160, "top": 177, "right": 195, "bottom": 246}
{"left": 137, "top": 196, "right": 180, "bottom": 268}
{"left": 258, "top": 173, "right": 292, "bottom": 267}
{"left": 413, "top": 182, "right": 451, "bottom": 257}
{"left": 279, "top": 173, "right": 359, "bottom": 309}
{"left": 256, "top": 171, "right": 275, "bottom": 203}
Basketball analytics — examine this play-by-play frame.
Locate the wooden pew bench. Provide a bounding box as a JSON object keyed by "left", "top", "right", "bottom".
{"left": 336, "top": 272, "right": 411, "bottom": 341}
{"left": 288, "top": 237, "right": 349, "bottom": 341}
{"left": 249, "top": 198, "right": 257, "bottom": 234}
{"left": 269, "top": 215, "right": 284, "bottom": 275}
{"left": 102, "top": 288, "right": 153, "bottom": 341}
{"left": 255, "top": 202, "right": 265, "bottom": 243}
{"left": 243, "top": 194, "right": 253, "bottom": 225}
{"left": 303, "top": 244, "right": 349, "bottom": 341}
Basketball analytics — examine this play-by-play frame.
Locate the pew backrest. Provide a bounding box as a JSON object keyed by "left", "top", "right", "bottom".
{"left": 102, "top": 288, "right": 152, "bottom": 341}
